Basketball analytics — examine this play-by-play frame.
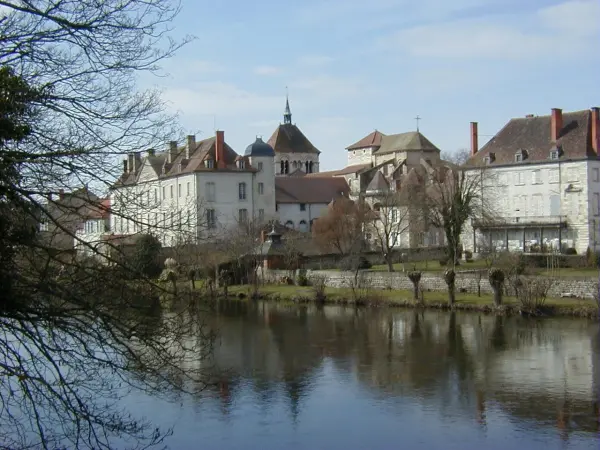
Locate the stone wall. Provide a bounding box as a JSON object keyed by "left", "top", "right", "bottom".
{"left": 262, "top": 269, "right": 598, "bottom": 300}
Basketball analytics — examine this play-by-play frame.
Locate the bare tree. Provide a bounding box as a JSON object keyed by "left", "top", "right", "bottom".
{"left": 425, "top": 164, "right": 493, "bottom": 270}
{"left": 312, "top": 197, "right": 366, "bottom": 258}
{"left": 0, "top": 2, "right": 221, "bottom": 449}
{"left": 441, "top": 148, "right": 471, "bottom": 166}
{"left": 365, "top": 188, "right": 419, "bottom": 272}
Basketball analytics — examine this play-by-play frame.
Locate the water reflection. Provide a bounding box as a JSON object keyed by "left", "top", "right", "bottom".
{"left": 131, "top": 301, "right": 600, "bottom": 450}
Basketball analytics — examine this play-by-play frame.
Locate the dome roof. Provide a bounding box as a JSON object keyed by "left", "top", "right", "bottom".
{"left": 244, "top": 137, "right": 275, "bottom": 157}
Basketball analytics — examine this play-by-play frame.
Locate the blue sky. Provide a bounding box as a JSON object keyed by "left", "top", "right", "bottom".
{"left": 154, "top": 0, "right": 600, "bottom": 171}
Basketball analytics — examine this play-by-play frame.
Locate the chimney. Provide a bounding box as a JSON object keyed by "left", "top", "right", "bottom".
{"left": 58, "top": 189, "right": 65, "bottom": 201}
{"left": 168, "top": 141, "right": 178, "bottom": 164}
{"left": 470, "top": 122, "right": 478, "bottom": 156}
{"left": 123, "top": 159, "right": 128, "bottom": 173}
{"left": 186, "top": 135, "right": 196, "bottom": 159}
{"left": 551, "top": 108, "right": 563, "bottom": 142}
{"left": 215, "top": 130, "right": 225, "bottom": 168}
{"left": 127, "top": 153, "right": 134, "bottom": 173}
{"left": 592, "top": 107, "right": 599, "bottom": 155}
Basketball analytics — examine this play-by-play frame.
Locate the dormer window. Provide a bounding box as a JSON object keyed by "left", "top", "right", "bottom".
{"left": 515, "top": 149, "right": 527, "bottom": 163}
{"left": 484, "top": 153, "right": 495, "bottom": 165}
{"left": 205, "top": 159, "right": 214, "bottom": 169}
{"left": 549, "top": 146, "right": 562, "bottom": 160}
{"left": 237, "top": 159, "right": 245, "bottom": 169}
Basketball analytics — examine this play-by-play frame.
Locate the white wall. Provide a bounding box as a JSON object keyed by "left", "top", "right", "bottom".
{"left": 463, "top": 160, "right": 593, "bottom": 254}
{"left": 347, "top": 147, "right": 374, "bottom": 165}
{"left": 277, "top": 203, "right": 329, "bottom": 231}
{"left": 250, "top": 155, "right": 277, "bottom": 224}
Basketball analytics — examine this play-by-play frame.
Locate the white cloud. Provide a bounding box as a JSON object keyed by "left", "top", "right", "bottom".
{"left": 378, "top": 0, "right": 600, "bottom": 60}
{"left": 296, "top": 55, "right": 335, "bottom": 67}
{"left": 253, "top": 65, "right": 283, "bottom": 76}
{"left": 163, "top": 82, "right": 281, "bottom": 118}
{"left": 289, "top": 75, "right": 371, "bottom": 101}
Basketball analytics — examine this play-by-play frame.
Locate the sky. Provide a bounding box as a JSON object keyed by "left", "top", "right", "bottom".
{"left": 152, "top": 0, "right": 600, "bottom": 171}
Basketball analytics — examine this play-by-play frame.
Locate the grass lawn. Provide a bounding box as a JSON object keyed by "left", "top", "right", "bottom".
{"left": 225, "top": 283, "right": 596, "bottom": 310}
{"left": 366, "top": 260, "right": 599, "bottom": 279}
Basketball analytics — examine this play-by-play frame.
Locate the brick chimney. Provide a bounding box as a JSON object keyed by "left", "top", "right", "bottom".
{"left": 127, "top": 153, "right": 134, "bottom": 173}
{"left": 168, "top": 141, "right": 178, "bottom": 164}
{"left": 186, "top": 135, "right": 196, "bottom": 159}
{"left": 551, "top": 108, "right": 563, "bottom": 142}
{"left": 260, "top": 229, "right": 266, "bottom": 243}
{"left": 592, "top": 107, "right": 599, "bottom": 155}
{"left": 470, "top": 122, "right": 478, "bottom": 156}
{"left": 215, "top": 130, "right": 225, "bottom": 168}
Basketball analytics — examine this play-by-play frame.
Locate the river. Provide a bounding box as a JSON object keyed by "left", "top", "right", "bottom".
{"left": 127, "top": 301, "right": 600, "bottom": 450}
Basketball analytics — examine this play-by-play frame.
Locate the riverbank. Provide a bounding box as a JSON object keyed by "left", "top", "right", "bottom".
{"left": 219, "top": 284, "right": 599, "bottom": 318}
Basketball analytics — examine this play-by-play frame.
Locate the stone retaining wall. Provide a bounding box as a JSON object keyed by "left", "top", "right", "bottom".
{"left": 262, "top": 269, "right": 598, "bottom": 299}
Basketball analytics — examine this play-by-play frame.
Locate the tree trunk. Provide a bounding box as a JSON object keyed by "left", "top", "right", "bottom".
{"left": 448, "top": 285, "right": 455, "bottom": 306}
{"left": 386, "top": 254, "right": 394, "bottom": 272}
{"left": 171, "top": 278, "right": 177, "bottom": 296}
{"left": 190, "top": 278, "right": 195, "bottom": 291}
{"left": 493, "top": 287, "right": 502, "bottom": 306}
{"left": 412, "top": 283, "right": 419, "bottom": 301}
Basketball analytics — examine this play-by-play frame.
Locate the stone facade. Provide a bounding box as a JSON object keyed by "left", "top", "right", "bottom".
{"left": 262, "top": 269, "right": 598, "bottom": 299}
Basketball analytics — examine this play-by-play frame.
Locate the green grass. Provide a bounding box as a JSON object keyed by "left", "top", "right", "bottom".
{"left": 224, "top": 283, "right": 596, "bottom": 310}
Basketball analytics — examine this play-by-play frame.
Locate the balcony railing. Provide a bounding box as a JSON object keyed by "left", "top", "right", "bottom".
{"left": 473, "top": 215, "right": 567, "bottom": 228}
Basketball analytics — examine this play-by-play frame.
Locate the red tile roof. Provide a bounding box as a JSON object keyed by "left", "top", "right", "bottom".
{"left": 346, "top": 130, "right": 385, "bottom": 150}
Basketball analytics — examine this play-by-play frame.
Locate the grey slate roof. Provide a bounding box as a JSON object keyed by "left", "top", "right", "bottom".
{"left": 375, "top": 131, "right": 440, "bottom": 155}
{"left": 365, "top": 171, "right": 389, "bottom": 193}
{"left": 275, "top": 177, "right": 349, "bottom": 204}
{"left": 267, "top": 123, "right": 321, "bottom": 155}
{"left": 465, "top": 109, "right": 597, "bottom": 167}
{"left": 346, "top": 130, "right": 386, "bottom": 150}
{"left": 244, "top": 137, "right": 275, "bottom": 157}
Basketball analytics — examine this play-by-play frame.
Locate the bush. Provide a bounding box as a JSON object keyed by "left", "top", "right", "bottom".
{"left": 464, "top": 250, "right": 473, "bottom": 261}
{"left": 311, "top": 275, "right": 327, "bottom": 302}
{"left": 564, "top": 247, "right": 577, "bottom": 255}
{"left": 297, "top": 269, "right": 309, "bottom": 286}
{"left": 130, "top": 234, "right": 162, "bottom": 278}
{"left": 439, "top": 258, "right": 448, "bottom": 266}
{"left": 338, "top": 255, "right": 372, "bottom": 271}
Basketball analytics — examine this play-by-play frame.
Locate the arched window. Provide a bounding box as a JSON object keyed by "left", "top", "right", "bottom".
{"left": 309, "top": 161, "right": 313, "bottom": 173}
{"left": 298, "top": 220, "right": 308, "bottom": 232}
{"left": 292, "top": 161, "right": 297, "bottom": 169}
{"left": 280, "top": 160, "right": 285, "bottom": 174}
{"left": 284, "top": 161, "right": 289, "bottom": 174}
{"left": 305, "top": 161, "right": 309, "bottom": 172}
{"left": 285, "top": 220, "right": 294, "bottom": 229}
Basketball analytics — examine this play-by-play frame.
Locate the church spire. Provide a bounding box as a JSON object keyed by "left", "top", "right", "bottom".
{"left": 283, "top": 88, "right": 292, "bottom": 125}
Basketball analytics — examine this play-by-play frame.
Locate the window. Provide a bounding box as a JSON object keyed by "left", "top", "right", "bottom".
{"left": 206, "top": 209, "right": 216, "bottom": 229}
{"left": 391, "top": 208, "right": 398, "bottom": 223}
{"left": 594, "top": 168, "right": 599, "bottom": 182}
{"left": 162, "top": 186, "right": 166, "bottom": 199}
{"left": 515, "top": 153, "right": 522, "bottom": 162}
{"left": 285, "top": 220, "right": 294, "bottom": 229}
{"left": 205, "top": 182, "right": 215, "bottom": 202}
{"left": 238, "top": 160, "right": 245, "bottom": 169}
{"left": 205, "top": 159, "right": 214, "bottom": 169}
{"left": 549, "top": 169, "right": 559, "bottom": 184}
{"left": 187, "top": 182, "right": 190, "bottom": 197}
{"left": 162, "top": 213, "right": 166, "bottom": 227}
{"left": 299, "top": 220, "right": 308, "bottom": 232}
{"left": 594, "top": 193, "right": 600, "bottom": 216}
{"left": 178, "top": 183, "right": 181, "bottom": 197}
{"left": 299, "top": 203, "right": 306, "bottom": 211}
{"left": 532, "top": 170, "right": 541, "bottom": 184}
{"left": 514, "top": 172, "right": 525, "bottom": 185}
{"left": 258, "top": 209, "right": 265, "bottom": 221}
{"left": 170, "top": 212, "right": 174, "bottom": 226}
{"left": 154, "top": 188, "right": 158, "bottom": 203}
{"left": 275, "top": 203, "right": 279, "bottom": 211}
{"left": 238, "top": 208, "right": 248, "bottom": 223}
{"left": 531, "top": 194, "right": 543, "bottom": 215}
{"left": 550, "top": 150, "right": 559, "bottom": 160}
{"left": 146, "top": 191, "right": 150, "bottom": 205}
{"left": 238, "top": 182, "right": 247, "bottom": 200}
{"left": 170, "top": 185, "right": 173, "bottom": 199}
{"left": 258, "top": 162, "right": 263, "bottom": 171}
{"left": 258, "top": 182, "right": 264, "bottom": 195}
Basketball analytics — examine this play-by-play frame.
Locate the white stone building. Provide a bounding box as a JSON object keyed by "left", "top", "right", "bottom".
{"left": 462, "top": 107, "right": 600, "bottom": 255}
{"left": 268, "top": 97, "right": 320, "bottom": 175}
{"left": 109, "top": 131, "right": 277, "bottom": 247}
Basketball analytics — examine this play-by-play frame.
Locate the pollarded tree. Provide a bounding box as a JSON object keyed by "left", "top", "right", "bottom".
{"left": 0, "top": 2, "right": 215, "bottom": 450}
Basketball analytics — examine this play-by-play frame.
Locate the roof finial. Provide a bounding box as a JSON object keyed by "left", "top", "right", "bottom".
{"left": 284, "top": 87, "right": 292, "bottom": 125}
{"left": 415, "top": 115, "right": 421, "bottom": 132}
